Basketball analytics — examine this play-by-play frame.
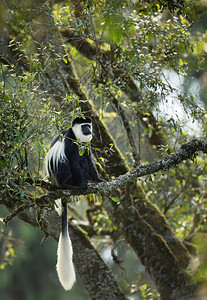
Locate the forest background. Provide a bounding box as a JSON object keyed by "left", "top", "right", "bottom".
{"left": 0, "top": 0, "right": 207, "bottom": 299}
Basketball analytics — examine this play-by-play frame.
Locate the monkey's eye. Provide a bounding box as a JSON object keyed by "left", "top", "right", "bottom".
{"left": 81, "top": 124, "right": 91, "bottom": 135}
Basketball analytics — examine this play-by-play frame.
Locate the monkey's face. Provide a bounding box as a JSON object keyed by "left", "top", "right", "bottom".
{"left": 72, "top": 123, "right": 92, "bottom": 143}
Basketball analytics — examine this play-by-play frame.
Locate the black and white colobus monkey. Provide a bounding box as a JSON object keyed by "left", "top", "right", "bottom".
{"left": 46, "top": 116, "right": 103, "bottom": 290}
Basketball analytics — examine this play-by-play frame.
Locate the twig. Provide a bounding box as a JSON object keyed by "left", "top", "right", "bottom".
{"left": 3, "top": 203, "right": 32, "bottom": 226}
{"left": 164, "top": 180, "right": 189, "bottom": 214}
{"left": 112, "top": 97, "right": 140, "bottom": 166}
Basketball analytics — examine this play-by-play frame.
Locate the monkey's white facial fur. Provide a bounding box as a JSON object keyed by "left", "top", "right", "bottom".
{"left": 72, "top": 123, "right": 92, "bottom": 143}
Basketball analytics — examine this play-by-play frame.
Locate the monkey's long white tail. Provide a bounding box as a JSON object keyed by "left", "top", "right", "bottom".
{"left": 56, "top": 200, "right": 76, "bottom": 290}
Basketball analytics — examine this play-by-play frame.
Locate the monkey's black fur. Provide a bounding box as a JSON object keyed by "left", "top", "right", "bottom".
{"left": 47, "top": 118, "right": 102, "bottom": 189}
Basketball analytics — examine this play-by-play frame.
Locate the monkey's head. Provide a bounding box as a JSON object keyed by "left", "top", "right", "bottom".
{"left": 72, "top": 117, "right": 92, "bottom": 143}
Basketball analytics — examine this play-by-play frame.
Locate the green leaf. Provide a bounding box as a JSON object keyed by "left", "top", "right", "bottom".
{"left": 79, "top": 148, "right": 85, "bottom": 156}
{"left": 179, "top": 58, "right": 183, "bottom": 67}
{"left": 98, "top": 195, "right": 103, "bottom": 204}
{"left": 111, "top": 197, "right": 120, "bottom": 203}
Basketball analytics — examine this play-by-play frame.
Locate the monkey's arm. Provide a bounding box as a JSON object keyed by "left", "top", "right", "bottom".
{"left": 69, "top": 153, "right": 88, "bottom": 188}
{"left": 56, "top": 160, "right": 73, "bottom": 189}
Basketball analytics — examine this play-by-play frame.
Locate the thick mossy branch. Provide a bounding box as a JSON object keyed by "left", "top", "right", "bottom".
{"left": 120, "top": 188, "right": 187, "bottom": 299}
{"left": 69, "top": 223, "right": 128, "bottom": 300}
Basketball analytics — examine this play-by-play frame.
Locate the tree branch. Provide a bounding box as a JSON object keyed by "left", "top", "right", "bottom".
{"left": 43, "top": 139, "right": 206, "bottom": 199}
{"left": 23, "top": 138, "right": 206, "bottom": 219}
